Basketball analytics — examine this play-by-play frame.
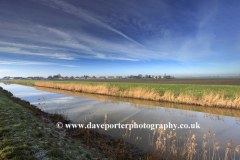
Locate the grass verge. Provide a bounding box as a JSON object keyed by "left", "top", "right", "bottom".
{"left": 0, "top": 87, "right": 103, "bottom": 159}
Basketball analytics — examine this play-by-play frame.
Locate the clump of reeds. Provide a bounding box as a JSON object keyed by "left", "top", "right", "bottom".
{"left": 146, "top": 126, "right": 240, "bottom": 160}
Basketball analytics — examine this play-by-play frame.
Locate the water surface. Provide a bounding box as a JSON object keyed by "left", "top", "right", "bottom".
{"left": 1, "top": 83, "right": 240, "bottom": 159}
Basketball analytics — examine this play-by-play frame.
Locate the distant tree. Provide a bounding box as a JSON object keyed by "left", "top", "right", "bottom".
{"left": 149, "top": 75, "right": 151, "bottom": 78}
{"left": 47, "top": 76, "right": 52, "bottom": 80}
{"left": 138, "top": 74, "right": 143, "bottom": 78}
{"left": 70, "top": 76, "right": 74, "bottom": 80}
{"left": 145, "top": 75, "right": 148, "bottom": 78}
{"left": 65, "top": 76, "right": 68, "bottom": 80}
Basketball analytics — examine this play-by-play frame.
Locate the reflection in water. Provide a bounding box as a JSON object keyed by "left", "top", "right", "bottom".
{"left": 35, "top": 86, "right": 240, "bottom": 124}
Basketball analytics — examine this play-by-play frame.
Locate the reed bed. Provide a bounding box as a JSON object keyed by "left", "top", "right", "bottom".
{"left": 78, "top": 111, "right": 240, "bottom": 160}
{"left": 35, "top": 86, "right": 240, "bottom": 119}
{"left": 114, "top": 115, "right": 240, "bottom": 160}
{"left": 34, "top": 81, "right": 240, "bottom": 109}
{"left": 146, "top": 126, "right": 240, "bottom": 160}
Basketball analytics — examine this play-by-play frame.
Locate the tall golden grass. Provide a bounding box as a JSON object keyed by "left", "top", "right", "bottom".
{"left": 35, "top": 86, "right": 240, "bottom": 123}
{"left": 146, "top": 126, "right": 240, "bottom": 160}
{"left": 34, "top": 82, "right": 240, "bottom": 109}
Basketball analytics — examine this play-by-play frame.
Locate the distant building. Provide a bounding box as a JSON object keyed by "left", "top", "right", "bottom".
{"left": 108, "top": 76, "right": 114, "bottom": 79}
{"left": 75, "top": 76, "right": 80, "bottom": 80}
{"left": 99, "top": 76, "right": 106, "bottom": 79}
{"left": 80, "top": 76, "right": 85, "bottom": 79}
{"left": 116, "top": 76, "right": 122, "bottom": 79}
{"left": 86, "top": 77, "right": 91, "bottom": 79}
{"left": 92, "top": 76, "right": 96, "bottom": 79}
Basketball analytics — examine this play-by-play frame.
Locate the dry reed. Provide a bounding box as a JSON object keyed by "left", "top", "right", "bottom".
{"left": 34, "top": 82, "right": 240, "bottom": 109}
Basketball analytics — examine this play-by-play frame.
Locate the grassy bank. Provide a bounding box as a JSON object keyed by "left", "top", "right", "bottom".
{"left": 0, "top": 88, "right": 100, "bottom": 159}
{"left": 2, "top": 80, "right": 240, "bottom": 109}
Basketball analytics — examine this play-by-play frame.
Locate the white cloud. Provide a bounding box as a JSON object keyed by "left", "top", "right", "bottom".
{"left": 61, "top": 65, "right": 78, "bottom": 67}
{"left": 0, "top": 60, "right": 55, "bottom": 65}
{"left": 0, "top": 69, "right": 15, "bottom": 73}
{"left": 0, "top": 46, "right": 75, "bottom": 60}
{"left": 34, "top": 0, "right": 143, "bottom": 47}
{"left": 0, "top": 60, "right": 84, "bottom": 67}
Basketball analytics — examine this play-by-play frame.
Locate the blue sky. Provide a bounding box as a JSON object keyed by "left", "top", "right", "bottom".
{"left": 0, "top": 0, "right": 240, "bottom": 78}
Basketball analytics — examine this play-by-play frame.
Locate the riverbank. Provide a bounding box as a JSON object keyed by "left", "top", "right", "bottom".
{"left": 33, "top": 86, "right": 240, "bottom": 122}
{"left": 0, "top": 86, "right": 148, "bottom": 159}
{"left": 0, "top": 87, "right": 102, "bottom": 159}
{"left": 2, "top": 80, "right": 240, "bottom": 109}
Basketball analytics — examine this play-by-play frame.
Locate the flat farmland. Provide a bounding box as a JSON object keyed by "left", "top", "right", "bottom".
{"left": 71, "top": 78, "right": 240, "bottom": 85}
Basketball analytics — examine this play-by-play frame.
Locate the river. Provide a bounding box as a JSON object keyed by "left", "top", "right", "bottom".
{"left": 1, "top": 82, "right": 239, "bottom": 159}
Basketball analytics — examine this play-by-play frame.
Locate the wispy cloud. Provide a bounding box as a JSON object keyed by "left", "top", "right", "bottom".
{"left": 0, "top": 69, "right": 15, "bottom": 73}
{"left": 0, "top": 60, "right": 83, "bottom": 68}
{"left": 61, "top": 65, "right": 78, "bottom": 67}
{"left": 0, "top": 46, "right": 75, "bottom": 60}
{"left": 33, "top": 0, "right": 143, "bottom": 47}
{"left": 0, "top": 60, "right": 55, "bottom": 65}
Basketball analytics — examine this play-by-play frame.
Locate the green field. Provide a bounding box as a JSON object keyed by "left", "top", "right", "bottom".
{"left": 2, "top": 80, "right": 240, "bottom": 100}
